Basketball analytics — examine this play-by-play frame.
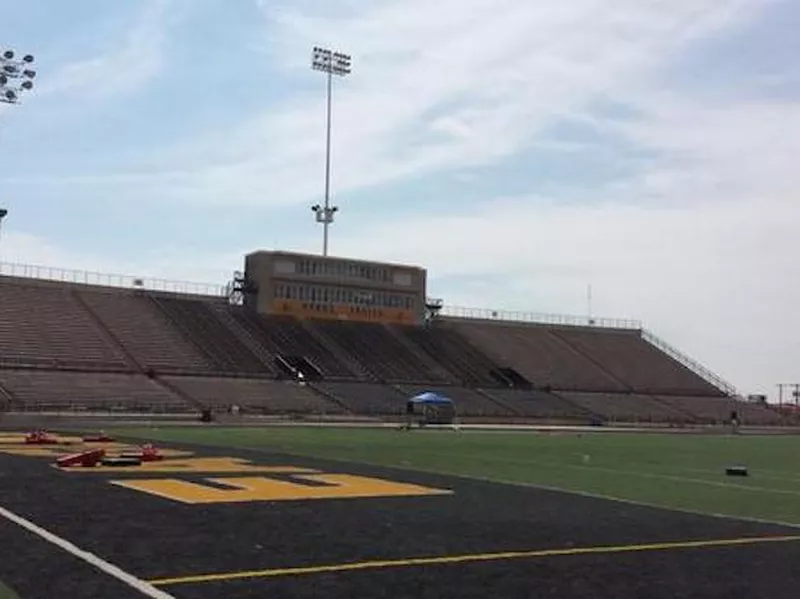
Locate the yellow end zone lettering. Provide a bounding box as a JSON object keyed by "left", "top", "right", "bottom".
{"left": 112, "top": 473, "right": 452, "bottom": 504}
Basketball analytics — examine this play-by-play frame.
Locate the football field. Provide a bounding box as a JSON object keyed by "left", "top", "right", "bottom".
{"left": 1, "top": 426, "right": 799, "bottom": 598}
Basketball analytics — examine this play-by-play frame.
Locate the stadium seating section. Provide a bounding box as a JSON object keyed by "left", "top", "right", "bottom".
{"left": 0, "top": 276, "right": 785, "bottom": 425}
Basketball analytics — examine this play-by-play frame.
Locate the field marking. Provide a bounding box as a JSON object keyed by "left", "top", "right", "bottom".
{"left": 443, "top": 451, "right": 800, "bottom": 497}
{"left": 142, "top": 437, "right": 800, "bottom": 529}
{"left": 0, "top": 505, "right": 175, "bottom": 599}
{"left": 112, "top": 473, "right": 452, "bottom": 504}
{"left": 542, "top": 461, "right": 800, "bottom": 497}
{"left": 149, "top": 534, "right": 800, "bottom": 586}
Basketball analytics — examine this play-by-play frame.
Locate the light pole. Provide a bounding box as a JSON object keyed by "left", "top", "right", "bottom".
{"left": 311, "top": 46, "right": 351, "bottom": 257}
{"left": 0, "top": 49, "right": 36, "bottom": 105}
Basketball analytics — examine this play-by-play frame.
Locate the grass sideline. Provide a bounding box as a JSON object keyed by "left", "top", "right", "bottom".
{"left": 114, "top": 426, "right": 800, "bottom": 525}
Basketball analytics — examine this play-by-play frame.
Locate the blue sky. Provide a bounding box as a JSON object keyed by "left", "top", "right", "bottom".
{"left": 1, "top": 0, "right": 798, "bottom": 395}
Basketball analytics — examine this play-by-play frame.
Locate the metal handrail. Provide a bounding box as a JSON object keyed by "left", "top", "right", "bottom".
{"left": 0, "top": 261, "right": 226, "bottom": 297}
{"left": 641, "top": 329, "right": 738, "bottom": 396}
{"left": 441, "top": 305, "right": 642, "bottom": 330}
{"left": 1, "top": 260, "right": 644, "bottom": 330}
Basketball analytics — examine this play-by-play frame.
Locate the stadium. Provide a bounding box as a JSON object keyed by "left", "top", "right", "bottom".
{"left": 2, "top": 2, "right": 800, "bottom": 597}
{"left": 0, "top": 249, "right": 785, "bottom": 426}
{"left": 1, "top": 250, "right": 800, "bottom": 599}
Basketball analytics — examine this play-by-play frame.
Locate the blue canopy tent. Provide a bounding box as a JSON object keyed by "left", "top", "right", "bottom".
{"left": 406, "top": 391, "right": 455, "bottom": 425}
{"left": 410, "top": 391, "right": 454, "bottom": 406}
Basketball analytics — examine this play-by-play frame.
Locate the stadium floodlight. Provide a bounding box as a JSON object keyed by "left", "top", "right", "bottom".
{"left": 310, "top": 46, "right": 352, "bottom": 257}
{"left": 0, "top": 49, "right": 36, "bottom": 104}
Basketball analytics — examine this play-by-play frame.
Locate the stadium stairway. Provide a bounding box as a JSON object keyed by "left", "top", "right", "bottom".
{"left": 312, "top": 382, "right": 402, "bottom": 415}
{"left": 152, "top": 297, "right": 271, "bottom": 375}
{"left": 645, "top": 394, "right": 700, "bottom": 423}
{"left": 552, "top": 328, "right": 723, "bottom": 397}
{"left": 297, "top": 320, "right": 375, "bottom": 382}
{"left": 221, "top": 308, "right": 318, "bottom": 377}
{"left": 478, "top": 388, "right": 597, "bottom": 421}
{"left": 151, "top": 374, "right": 204, "bottom": 411}
{"left": 230, "top": 311, "right": 360, "bottom": 380}
{"left": 389, "top": 324, "right": 505, "bottom": 388}
{"left": 206, "top": 304, "right": 281, "bottom": 375}
{"left": 384, "top": 325, "right": 456, "bottom": 382}
{"left": 0, "top": 380, "right": 17, "bottom": 410}
{"left": 544, "top": 328, "right": 634, "bottom": 392}
{"left": 78, "top": 290, "right": 215, "bottom": 374}
{"left": 71, "top": 290, "right": 143, "bottom": 372}
{"left": 654, "top": 395, "right": 785, "bottom": 426}
{"left": 310, "top": 320, "right": 451, "bottom": 385}
{"left": 552, "top": 392, "right": 695, "bottom": 424}
{"left": 0, "top": 281, "right": 131, "bottom": 371}
{"left": 450, "top": 320, "right": 625, "bottom": 392}
{"left": 160, "top": 376, "right": 344, "bottom": 415}
{"left": 304, "top": 382, "right": 354, "bottom": 414}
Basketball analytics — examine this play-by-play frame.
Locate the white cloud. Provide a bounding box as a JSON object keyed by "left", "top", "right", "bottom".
{"left": 327, "top": 96, "right": 800, "bottom": 395}
{"left": 35, "top": 0, "right": 172, "bottom": 103}
{"left": 133, "top": 0, "right": 769, "bottom": 207}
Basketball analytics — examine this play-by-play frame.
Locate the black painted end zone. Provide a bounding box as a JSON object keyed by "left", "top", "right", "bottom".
{"left": 0, "top": 440, "right": 798, "bottom": 598}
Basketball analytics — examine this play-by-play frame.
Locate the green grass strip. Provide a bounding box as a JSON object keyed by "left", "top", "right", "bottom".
{"left": 114, "top": 426, "right": 800, "bottom": 526}
{"left": 0, "top": 581, "right": 21, "bottom": 599}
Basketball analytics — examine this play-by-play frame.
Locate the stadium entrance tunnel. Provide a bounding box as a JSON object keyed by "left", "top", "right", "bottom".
{"left": 274, "top": 355, "right": 324, "bottom": 381}
{"left": 491, "top": 367, "right": 532, "bottom": 389}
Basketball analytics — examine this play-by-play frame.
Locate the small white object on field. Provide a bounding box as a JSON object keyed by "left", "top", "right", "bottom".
{"left": 582, "top": 454, "right": 591, "bottom": 464}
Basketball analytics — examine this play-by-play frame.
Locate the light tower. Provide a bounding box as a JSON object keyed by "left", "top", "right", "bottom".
{"left": 310, "top": 46, "right": 351, "bottom": 257}
{"left": 0, "top": 49, "right": 36, "bottom": 105}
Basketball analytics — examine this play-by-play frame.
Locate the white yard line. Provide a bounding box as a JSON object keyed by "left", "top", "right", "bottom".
{"left": 0, "top": 505, "right": 175, "bottom": 599}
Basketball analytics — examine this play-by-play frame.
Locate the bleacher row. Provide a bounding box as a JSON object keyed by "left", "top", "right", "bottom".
{"left": 0, "top": 278, "right": 784, "bottom": 425}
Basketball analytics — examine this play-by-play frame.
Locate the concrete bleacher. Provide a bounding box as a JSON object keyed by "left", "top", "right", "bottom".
{"left": 153, "top": 297, "right": 269, "bottom": 374}
{"left": 0, "top": 280, "right": 129, "bottom": 370}
{"left": 0, "top": 272, "right": 781, "bottom": 425}
{"left": 392, "top": 324, "right": 504, "bottom": 387}
{"left": 161, "top": 376, "right": 341, "bottom": 414}
{"left": 312, "top": 321, "right": 450, "bottom": 384}
{"left": 555, "top": 391, "right": 694, "bottom": 423}
{"left": 554, "top": 328, "right": 722, "bottom": 396}
{"left": 0, "top": 369, "right": 188, "bottom": 412}
{"left": 655, "top": 395, "right": 784, "bottom": 425}
{"left": 231, "top": 311, "right": 359, "bottom": 380}
{"left": 315, "top": 382, "right": 406, "bottom": 415}
{"left": 79, "top": 290, "right": 213, "bottom": 373}
{"left": 480, "top": 388, "right": 593, "bottom": 420}
{"left": 206, "top": 304, "right": 281, "bottom": 376}
{"left": 450, "top": 320, "right": 625, "bottom": 392}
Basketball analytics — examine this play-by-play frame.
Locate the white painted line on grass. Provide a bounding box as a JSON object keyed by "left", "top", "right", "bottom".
{"left": 0, "top": 505, "right": 175, "bottom": 599}
{"left": 216, "top": 444, "right": 800, "bottom": 531}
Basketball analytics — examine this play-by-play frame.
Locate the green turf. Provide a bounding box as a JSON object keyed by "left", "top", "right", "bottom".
{"left": 0, "top": 581, "right": 20, "bottom": 599}
{"left": 116, "top": 426, "right": 800, "bottom": 525}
